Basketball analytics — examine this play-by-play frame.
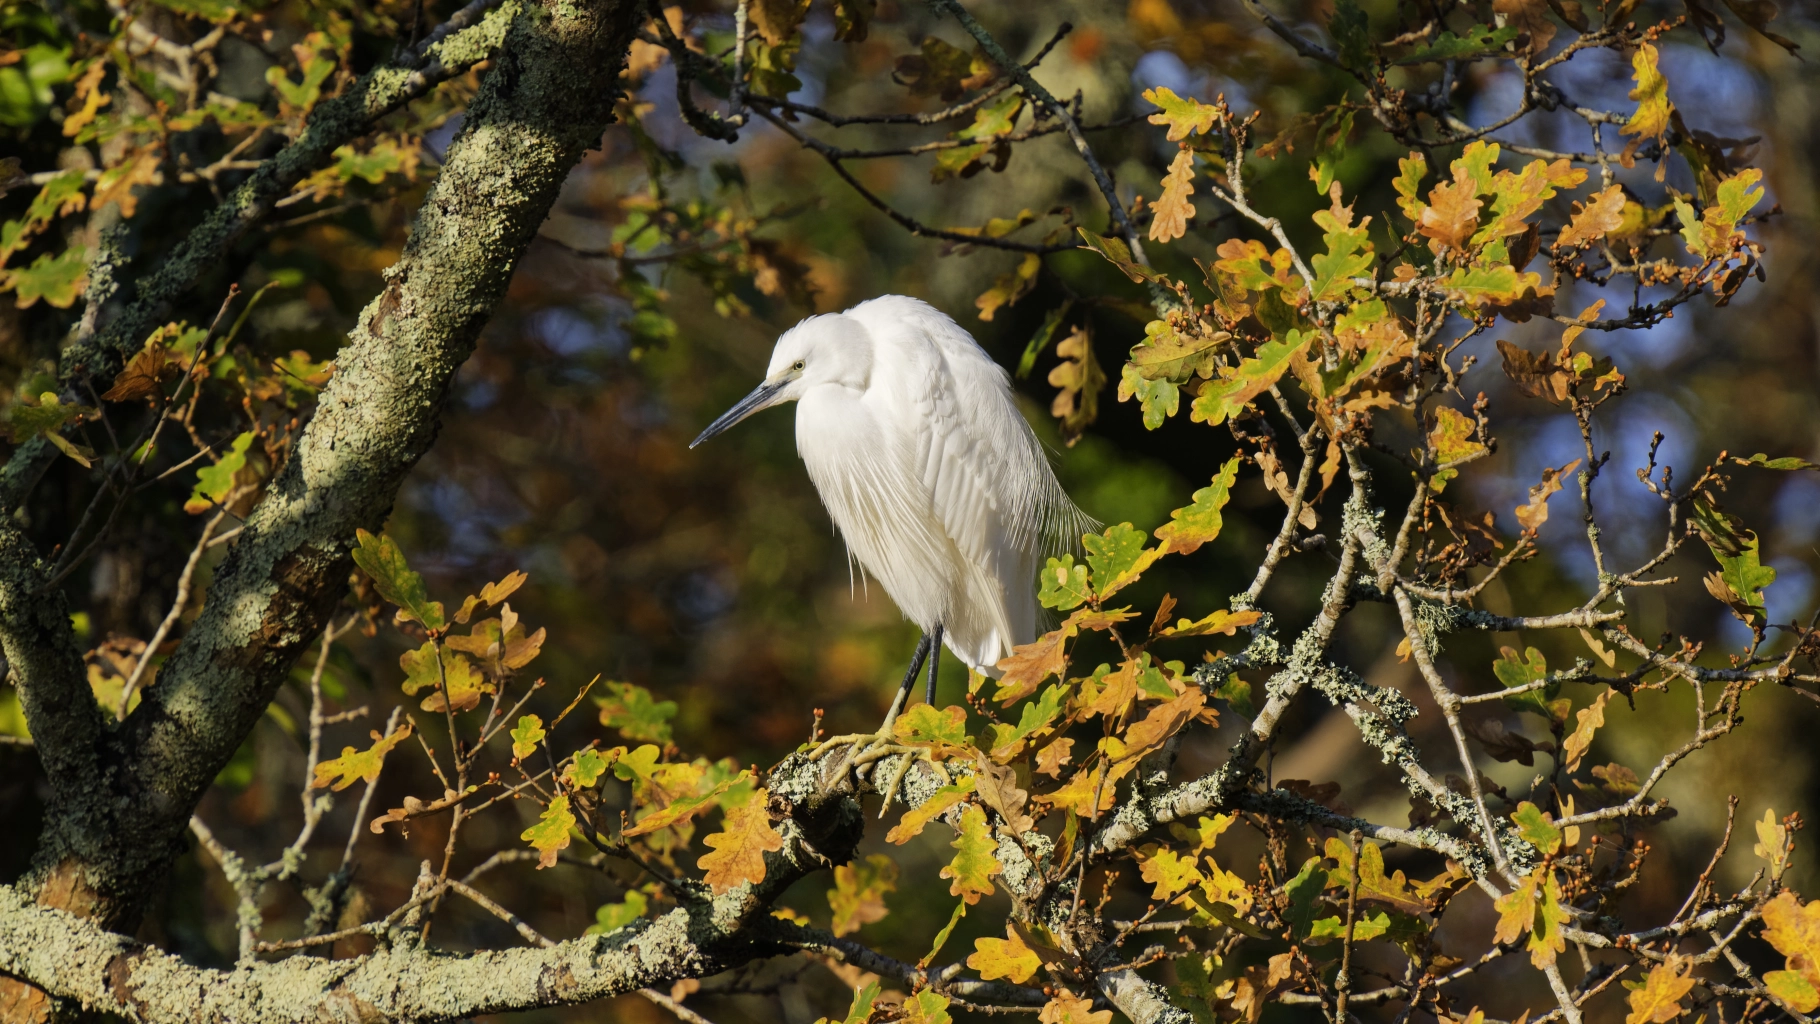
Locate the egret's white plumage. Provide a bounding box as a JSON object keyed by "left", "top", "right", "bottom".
{"left": 692, "top": 295, "right": 1090, "bottom": 676}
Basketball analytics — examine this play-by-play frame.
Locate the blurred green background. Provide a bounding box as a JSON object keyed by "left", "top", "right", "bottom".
{"left": 4, "top": 0, "right": 1820, "bottom": 1019}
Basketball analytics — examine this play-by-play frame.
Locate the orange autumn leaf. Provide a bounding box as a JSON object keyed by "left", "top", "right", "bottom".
{"left": 1149, "top": 149, "right": 1196, "bottom": 243}
{"left": 698, "top": 789, "right": 783, "bottom": 894}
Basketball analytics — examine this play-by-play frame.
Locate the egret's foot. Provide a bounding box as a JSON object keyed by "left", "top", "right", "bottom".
{"left": 807, "top": 733, "right": 947, "bottom": 812}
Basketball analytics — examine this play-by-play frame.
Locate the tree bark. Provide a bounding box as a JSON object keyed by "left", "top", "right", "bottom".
{"left": 0, "top": 0, "right": 642, "bottom": 1018}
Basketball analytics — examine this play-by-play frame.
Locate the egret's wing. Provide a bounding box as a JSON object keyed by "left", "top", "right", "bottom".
{"left": 846, "top": 297, "right": 1090, "bottom": 666}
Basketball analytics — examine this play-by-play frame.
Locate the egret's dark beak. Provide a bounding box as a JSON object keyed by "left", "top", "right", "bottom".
{"left": 690, "top": 379, "right": 789, "bottom": 448}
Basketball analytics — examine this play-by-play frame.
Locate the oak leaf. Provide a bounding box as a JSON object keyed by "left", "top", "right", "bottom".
{"left": 698, "top": 788, "right": 783, "bottom": 893}
{"left": 967, "top": 927, "right": 1042, "bottom": 983}
{"left": 1143, "top": 86, "right": 1221, "bottom": 141}
{"left": 1556, "top": 185, "right": 1626, "bottom": 248}
{"left": 312, "top": 721, "right": 413, "bottom": 790}
{"left": 1154, "top": 456, "right": 1242, "bottom": 555}
{"left": 521, "top": 794, "right": 576, "bottom": 869}
{"left": 1038, "top": 991, "right": 1112, "bottom": 1024}
{"left": 352, "top": 529, "right": 445, "bottom": 629}
{"left": 1514, "top": 459, "right": 1581, "bottom": 532}
{"left": 827, "top": 853, "right": 898, "bottom": 937}
{"left": 1137, "top": 844, "right": 1203, "bottom": 899}
{"left": 1560, "top": 688, "right": 1611, "bottom": 772}
{"left": 509, "top": 715, "right": 544, "bottom": 760}
{"left": 1149, "top": 149, "right": 1197, "bottom": 243}
{"left": 1625, "top": 958, "right": 1695, "bottom": 1024}
{"left": 941, "top": 803, "right": 1001, "bottom": 904}
{"left": 886, "top": 778, "right": 975, "bottom": 844}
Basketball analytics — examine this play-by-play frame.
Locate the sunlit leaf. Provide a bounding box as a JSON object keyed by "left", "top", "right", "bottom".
{"left": 1157, "top": 609, "right": 1260, "bottom": 637}
{"left": 1154, "top": 456, "right": 1241, "bottom": 555}
{"left": 352, "top": 529, "right": 445, "bottom": 629}
{"left": 185, "top": 432, "right": 256, "bottom": 513}
{"left": 1556, "top": 185, "right": 1626, "bottom": 249}
{"left": 1149, "top": 149, "right": 1197, "bottom": 243}
{"left": 1082, "top": 523, "right": 1162, "bottom": 599}
{"left": 624, "top": 774, "right": 742, "bottom": 837}
{"left": 1624, "top": 959, "right": 1695, "bottom": 1024}
{"left": 1492, "top": 864, "right": 1568, "bottom": 968}
{"left": 564, "top": 747, "right": 616, "bottom": 788}
{"left": 1038, "top": 990, "right": 1112, "bottom": 1024}
{"left": 987, "top": 683, "right": 1066, "bottom": 760}
{"left": 6, "top": 245, "right": 88, "bottom": 309}
{"left": 510, "top": 714, "right": 545, "bottom": 760}
{"left": 1309, "top": 199, "right": 1374, "bottom": 302}
{"left": 1765, "top": 892, "right": 1820, "bottom": 1012}
{"left": 1038, "top": 553, "right": 1092, "bottom": 611}
{"left": 1307, "top": 910, "right": 1391, "bottom": 942}
{"left": 1137, "top": 844, "right": 1204, "bottom": 899}
{"left": 1560, "top": 689, "right": 1611, "bottom": 773}
{"left": 1494, "top": 646, "right": 1566, "bottom": 723}
{"left": 1511, "top": 801, "right": 1563, "bottom": 855}
{"left": 941, "top": 803, "right": 1000, "bottom": 904}
{"left": 1620, "top": 43, "right": 1673, "bottom": 147}
{"left": 886, "top": 777, "right": 974, "bottom": 844}
{"left": 311, "top": 721, "right": 412, "bottom": 791}
{"left": 902, "top": 989, "right": 952, "bottom": 1024}
{"left": 1189, "top": 331, "right": 1313, "bottom": 427}
{"left": 1143, "top": 86, "right": 1221, "bottom": 141}
{"left": 1756, "top": 808, "right": 1793, "bottom": 878}
{"left": 1514, "top": 459, "right": 1581, "bottom": 531}
{"left": 893, "top": 704, "right": 972, "bottom": 755}
{"left": 967, "top": 926, "right": 1042, "bottom": 983}
{"left": 1426, "top": 406, "right": 1485, "bottom": 491}
{"left": 698, "top": 787, "right": 783, "bottom": 894}
{"left": 521, "top": 794, "right": 576, "bottom": 869}
{"left": 1119, "top": 364, "right": 1178, "bottom": 429}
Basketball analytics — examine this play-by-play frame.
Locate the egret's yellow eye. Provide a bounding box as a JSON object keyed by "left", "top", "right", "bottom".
{"left": 792, "top": 360, "right": 805, "bottom": 371}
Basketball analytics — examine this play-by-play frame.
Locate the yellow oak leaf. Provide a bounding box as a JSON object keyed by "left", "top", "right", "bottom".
{"left": 1560, "top": 688, "right": 1611, "bottom": 772}
{"left": 1039, "top": 990, "right": 1112, "bottom": 1024}
{"left": 1764, "top": 891, "right": 1820, "bottom": 1012}
{"left": 1136, "top": 844, "right": 1204, "bottom": 899}
{"left": 966, "top": 926, "right": 1042, "bottom": 983}
{"left": 311, "top": 721, "right": 413, "bottom": 791}
{"left": 1624, "top": 958, "right": 1695, "bottom": 1024}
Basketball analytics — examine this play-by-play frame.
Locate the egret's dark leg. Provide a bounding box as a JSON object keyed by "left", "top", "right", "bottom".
{"left": 882, "top": 631, "right": 932, "bottom": 730}
{"left": 923, "top": 624, "right": 944, "bottom": 706}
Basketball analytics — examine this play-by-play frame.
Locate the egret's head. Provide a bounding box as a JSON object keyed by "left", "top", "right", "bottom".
{"left": 690, "top": 314, "right": 872, "bottom": 448}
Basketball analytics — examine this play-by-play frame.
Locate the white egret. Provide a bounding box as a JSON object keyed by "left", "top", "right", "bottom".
{"left": 691, "top": 295, "right": 1091, "bottom": 730}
